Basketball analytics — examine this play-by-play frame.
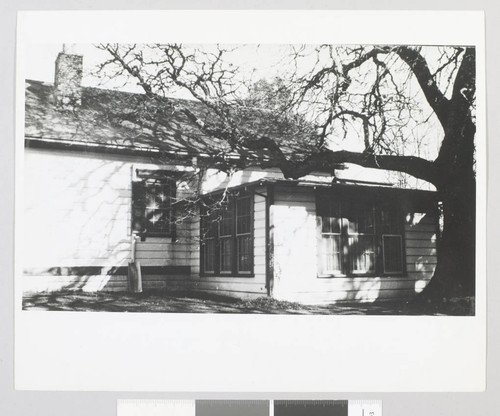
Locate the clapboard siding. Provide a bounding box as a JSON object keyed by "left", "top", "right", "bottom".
{"left": 406, "top": 247, "right": 437, "bottom": 256}
{"left": 274, "top": 275, "right": 435, "bottom": 304}
{"left": 404, "top": 212, "right": 437, "bottom": 293}
{"left": 23, "top": 148, "right": 194, "bottom": 293}
{"left": 254, "top": 218, "right": 266, "bottom": 231}
{"left": 24, "top": 147, "right": 439, "bottom": 303}
{"left": 191, "top": 280, "right": 267, "bottom": 299}
{"left": 405, "top": 223, "right": 436, "bottom": 232}
{"left": 254, "top": 264, "right": 266, "bottom": 274}
{"left": 22, "top": 272, "right": 192, "bottom": 293}
{"left": 135, "top": 243, "right": 194, "bottom": 252}
{"left": 405, "top": 231, "right": 438, "bottom": 240}
{"left": 254, "top": 206, "right": 266, "bottom": 220}
{"left": 271, "top": 184, "right": 438, "bottom": 304}
{"left": 254, "top": 180, "right": 267, "bottom": 277}
{"left": 405, "top": 239, "right": 437, "bottom": 248}
{"left": 406, "top": 255, "right": 438, "bottom": 264}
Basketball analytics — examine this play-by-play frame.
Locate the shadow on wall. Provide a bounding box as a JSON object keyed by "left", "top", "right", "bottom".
{"left": 273, "top": 207, "right": 437, "bottom": 303}
{"left": 202, "top": 167, "right": 281, "bottom": 193}
{"left": 24, "top": 155, "right": 168, "bottom": 293}
{"left": 24, "top": 156, "right": 131, "bottom": 265}
{"left": 272, "top": 205, "right": 316, "bottom": 293}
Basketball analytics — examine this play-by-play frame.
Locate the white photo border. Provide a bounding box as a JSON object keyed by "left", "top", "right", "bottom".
{"left": 15, "top": 10, "right": 486, "bottom": 392}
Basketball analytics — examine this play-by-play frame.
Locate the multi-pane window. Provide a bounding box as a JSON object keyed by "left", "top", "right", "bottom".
{"left": 345, "top": 202, "right": 376, "bottom": 274}
{"left": 131, "top": 171, "right": 176, "bottom": 237}
{"left": 202, "top": 210, "right": 217, "bottom": 273}
{"left": 236, "top": 196, "right": 252, "bottom": 273}
{"left": 380, "top": 208, "right": 404, "bottom": 274}
{"left": 219, "top": 201, "right": 234, "bottom": 273}
{"left": 318, "top": 201, "right": 343, "bottom": 275}
{"left": 317, "top": 193, "right": 404, "bottom": 277}
{"left": 201, "top": 193, "right": 253, "bottom": 276}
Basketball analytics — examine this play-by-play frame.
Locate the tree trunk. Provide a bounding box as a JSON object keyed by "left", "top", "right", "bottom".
{"left": 422, "top": 184, "right": 475, "bottom": 300}
{"left": 420, "top": 123, "right": 476, "bottom": 300}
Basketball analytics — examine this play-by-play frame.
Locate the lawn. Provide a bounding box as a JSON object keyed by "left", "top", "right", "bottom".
{"left": 22, "top": 290, "right": 475, "bottom": 315}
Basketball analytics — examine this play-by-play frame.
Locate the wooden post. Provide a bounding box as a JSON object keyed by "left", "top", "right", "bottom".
{"left": 128, "top": 234, "right": 143, "bottom": 293}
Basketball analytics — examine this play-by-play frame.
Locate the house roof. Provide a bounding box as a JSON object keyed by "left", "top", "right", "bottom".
{"left": 25, "top": 79, "right": 316, "bottom": 158}
{"left": 25, "top": 79, "right": 233, "bottom": 157}
{"left": 204, "top": 176, "right": 437, "bottom": 209}
{"left": 24, "top": 78, "right": 435, "bottom": 192}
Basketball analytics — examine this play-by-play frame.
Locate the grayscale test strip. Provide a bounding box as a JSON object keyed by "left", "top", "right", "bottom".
{"left": 117, "top": 400, "right": 382, "bottom": 416}
{"left": 197, "top": 400, "right": 269, "bottom": 416}
{"left": 274, "top": 400, "right": 348, "bottom": 416}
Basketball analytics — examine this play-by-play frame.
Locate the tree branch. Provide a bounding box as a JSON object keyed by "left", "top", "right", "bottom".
{"left": 392, "top": 46, "right": 451, "bottom": 126}
{"left": 292, "top": 149, "right": 438, "bottom": 184}
{"left": 451, "top": 47, "right": 476, "bottom": 112}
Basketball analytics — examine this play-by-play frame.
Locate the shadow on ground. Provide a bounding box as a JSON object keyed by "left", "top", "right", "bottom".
{"left": 22, "top": 290, "right": 474, "bottom": 315}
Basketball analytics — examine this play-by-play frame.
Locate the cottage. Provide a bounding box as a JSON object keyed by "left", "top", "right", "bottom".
{"left": 22, "top": 50, "right": 439, "bottom": 304}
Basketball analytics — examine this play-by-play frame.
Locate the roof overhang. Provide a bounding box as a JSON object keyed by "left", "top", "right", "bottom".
{"left": 204, "top": 176, "right": 438, "bottom": 199}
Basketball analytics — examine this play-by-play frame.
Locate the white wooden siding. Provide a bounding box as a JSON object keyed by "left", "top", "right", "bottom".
{"left": 22, "top": 148, "right": 194, "bottom": 293}
{"left": 404, "top": 212, "right": 438, "bottom": 294}
{"left": 270, "top": 185, "right": 437, "bottom": 304}
{"left": 22, "top": 273, "right": 190, "bottom": 293}
{"left": 23, "top": 148, "right": 438, "bottom": 302}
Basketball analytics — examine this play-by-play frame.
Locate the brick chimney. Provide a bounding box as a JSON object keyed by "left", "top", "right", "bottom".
{"left": 54, "top": 45, "right": 83, "bottom": 109}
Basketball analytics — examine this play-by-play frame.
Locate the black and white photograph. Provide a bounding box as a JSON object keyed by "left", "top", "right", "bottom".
{"left": 14, "top": 10, "right": 486, "bottom": 393}
{"left": 21, "top": 42, "right": 476, "bottom": 315}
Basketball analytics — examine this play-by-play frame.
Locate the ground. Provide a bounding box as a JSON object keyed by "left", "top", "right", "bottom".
{"left": 22, "top": 290, "right": 475, "bottom": 315}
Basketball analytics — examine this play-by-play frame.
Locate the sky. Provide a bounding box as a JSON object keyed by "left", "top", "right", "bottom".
{"left": 23, "top": 42, "right": 444, "bottom": 189}
{"left": 25, "top": 43, "right": 291, "bottom": 93}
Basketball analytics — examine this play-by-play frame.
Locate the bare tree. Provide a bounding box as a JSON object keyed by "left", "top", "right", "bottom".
{"left": 96, "top": 43, "right": 476, "bottom": 300}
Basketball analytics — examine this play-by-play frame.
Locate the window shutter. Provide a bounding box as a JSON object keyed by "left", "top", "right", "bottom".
{"left": 131, "top": 180, "right": 146, "bottom": 234}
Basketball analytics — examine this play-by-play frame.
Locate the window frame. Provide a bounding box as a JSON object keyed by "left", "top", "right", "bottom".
{"left": 316, "top": 191, "right": 406, "bottom": 278}
{"left": 381, "top": 234, "right": 404, "bottom": 275}
{"left": 200, "top": 191, "right": 254, "bottom": 278}
{"left": 131, "top": 169, "right": 177, "bottom": 239}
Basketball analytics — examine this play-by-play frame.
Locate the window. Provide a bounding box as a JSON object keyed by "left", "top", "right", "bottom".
{"left": 131, "top": 170, "right": 176, "bottom": 237}
{"left": 201, "top": 193, "right": 253, "bottom": 276}
{"left": 380, "top": 208, "right": 404, "bottom": 274}
{"left": 317, "top": 193, "right": 405, "bottom": 277}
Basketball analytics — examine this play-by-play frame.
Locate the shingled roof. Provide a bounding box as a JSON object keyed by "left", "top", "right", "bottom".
{"left": 26, "top": 78, "right": 436, "bottom": 191}
{"left": 25, "top": 79, "right": 236, "bottom": 157}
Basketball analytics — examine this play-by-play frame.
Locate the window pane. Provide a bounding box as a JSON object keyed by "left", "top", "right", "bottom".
{"left": 203, "top": 239, "right": 215, "bottom": 273}
{"left": 346, "top": 206, "right": 374, "bottom": 235}
{"left": 219, "top": 218, "right": 233, "bottom": 236}
{"left": 141, "top": 177, "right": 174, "bottom": 235}
{"left": 237, "top": 216, "right": 250, "bottom": 234}
{"left": 349, "top": 235, "right": 376, "bottom": 273}
{"left": 383, "top": 235, "right": 403, "bottom": 273}
{"left": 380, "top": 209, "right": 400, "bottom": 234}
{"left": 318, "top": 198, "right": 341, "bottom": 233}
{"left": 320, "top": 235, "right": 342, "bottom": 274}
{"left": 322, "top": 216, "right": 342, "bottom": 233}
{"left": 237, "top": 235, "right": 252, "bottom": 272}
{"left": 236, "top": 196, "right": 250, "bottom": 216}
{"left": 220, "top": 238, "right": 233, "bottom": 273}
{"left": 202, "top": 212, "right": 217, "bottom": 238}
{"left": 219, "top": 203, "right": 234, "bottom": 236}
{"left": 236, "top": 196, "right": 251, "bottom": 235}
{"left": 148, "top": 209, "right": 170, "bottom": 233}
